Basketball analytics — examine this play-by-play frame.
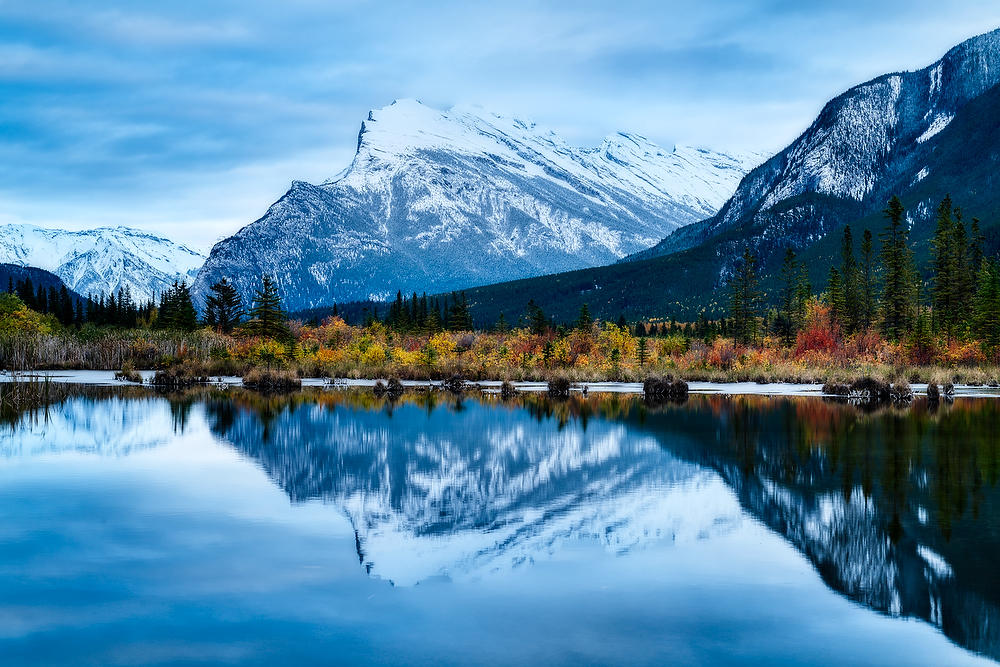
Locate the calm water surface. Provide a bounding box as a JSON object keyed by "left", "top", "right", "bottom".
{"left": 1, "top": 387, "right": 998, "bottom": 665}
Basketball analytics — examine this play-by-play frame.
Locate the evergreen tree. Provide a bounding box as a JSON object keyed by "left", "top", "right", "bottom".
{"left": 526, "top": 300, "right": 547, "bottom": 335}
{"left": 247, "top": 275, "right": 290, "bottom": 340}
{"left": 495, "top": 312, "right": 509, "bottom": 333}
{"left": 729, "top": 248, "right": 762, "bottom": 344}
{"left": 974, "top": 260, "right": 1000, "bottom": 351}
{"left": 840, "top": 226, "right": 860, "bottom": 332}
{"left": 776, "top": 249, "right": 802, "bottom": 345}
{"left": 16, "top": 278, "right": 35, "bottom": 309}
{"left": 930, "top": 197, "right": 976, "bottom": 339}
{"left": 446, "top": 292, "right": 473, "bottom": 331}
{"left": 202, "top": 278, "right": 244, "bottom": 334}
{"left": 859, "top": 229, "right": 878, "bottom": 330}
{"left": 880, "top": 197, "right": 916, "bottom": 339}
{"left": 58, "top": 286, "right": 74, "bottom": 326}
{"left": 576, "top": 303, "right": 592, "bottom": 331}
{"left": 930, "top": 196, "right": 956, "bottom": 337}
{"left": 637, "top": 337, "right": 649, "bottom": 367}
{"left": 156, "top": 281, "right": 197, "bottom": 331}
{"left": 827, "top": 267, "right": 846, "bottom": 326}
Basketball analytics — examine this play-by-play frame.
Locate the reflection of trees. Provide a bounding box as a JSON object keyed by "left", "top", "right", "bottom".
{"left": 623, "top": 395, "right": 1000, "bottom": 661}
{"left": 189, "top": 387, "right": 1000, "bottom": 660}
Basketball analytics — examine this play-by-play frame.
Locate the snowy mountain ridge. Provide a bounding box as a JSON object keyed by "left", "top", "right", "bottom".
{"left": 194, "top": 99, "right": 761, "bottom": 310}
{"left": 0, "top": 223, "right": 205, "bottom": 303}
{"left": 633, "top": 27, "right": 1000, "bottom": 262}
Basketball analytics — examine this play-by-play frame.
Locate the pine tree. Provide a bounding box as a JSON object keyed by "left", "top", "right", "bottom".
{"left": 202, "top": 278, "right": 244, "bottom": 334}
{"left": 859, "top": 229, "right": 878, "bottom": 330}
{"left": 827, "top": 267, "right": 846, "bottom": 326}
{"left": 576, "top": 303, "right": 592, "bottom": 331}
{"left": 247, "top": 275, "right": 290, "bottom": 341}
{"left": 58, "top": 286, "right": 74, "bottom": 326}
{"left": 777, "top": 248, "right": 800, "bottom": 345}
{"left": 840, "top": 226, "right": 860, "bottom": 332}
{"left": 637, "top": 337, "right": 649, "bottom": 367}
{"left": 527, "top": 300, "right": 547, "bottom": 335}
{"left": 974, "top": 260, "right": 1000, "bottom": 351}
{"left": 156, "top": 281, "right": 196, "bottom": 331}
{"left": 729, "top": 248, "right": 762, "bottom": 344}
{"left": 173, "top": 282, "right": 198, "bottom": 331}
{"left": 495, "top": 312, "right": 509, "bottom": 333}
{"left": 880, "top": 197, "right": 916, "bottom": 339}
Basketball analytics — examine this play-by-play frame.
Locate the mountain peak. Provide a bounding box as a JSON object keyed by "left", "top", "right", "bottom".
{"left": 198, "top": 99, "right": 758, "bottom": 309}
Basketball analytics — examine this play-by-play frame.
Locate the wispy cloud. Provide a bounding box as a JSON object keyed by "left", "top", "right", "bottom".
{"left": 0, "top": 0, "right": 997, "bottom": 247}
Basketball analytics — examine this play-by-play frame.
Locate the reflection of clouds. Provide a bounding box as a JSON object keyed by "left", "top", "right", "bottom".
{"left": 208, "top": 401, "right": 743, "bottom": 586}
{"left": 0, "top": 397, "right": 175, "bottom": 458}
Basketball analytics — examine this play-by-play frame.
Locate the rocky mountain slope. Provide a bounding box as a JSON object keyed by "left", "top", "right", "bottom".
{"left": 631, "top": 27, "right": 1000, "bottom": 264}
{"left": 193, "top": 99, "right": 759, "bottom": 310}
{"left": 0, "top": 224, "right": 205, "bottom": 303}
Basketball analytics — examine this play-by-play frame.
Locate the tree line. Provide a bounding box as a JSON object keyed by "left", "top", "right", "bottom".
{"left": 5, "top": 274, "right": 294, "bottom": 342}
{"left": 727, "top": 194, "right": 1000, "bottom": 349}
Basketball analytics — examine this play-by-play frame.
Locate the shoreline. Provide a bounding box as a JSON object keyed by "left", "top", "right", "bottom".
{"left": 5, "top": 369, "right": 1000, "bottom": 399}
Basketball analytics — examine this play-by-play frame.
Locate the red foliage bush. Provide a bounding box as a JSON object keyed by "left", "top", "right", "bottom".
{"left": 795, "top": 302, "right": 842, "bottom": 357}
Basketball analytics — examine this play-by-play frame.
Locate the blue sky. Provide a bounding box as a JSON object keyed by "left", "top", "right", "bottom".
{"left": 1, "top": 1, "right": 999, "bottom": 249}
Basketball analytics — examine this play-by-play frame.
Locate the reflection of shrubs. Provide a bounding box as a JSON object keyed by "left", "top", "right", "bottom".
{"left": 442, "top": 375, "right": 465, "bottom": 393}
{"left": 500, "top": 380, "right": 517, "bottom": 399}
{"left": 547, "top": 376, "right": 571, "bottom": 398}
{"left": 829, "top": 377, "right": 912, "bottom": 405}
{"left": 373, "top": 377, "right": 404, "bottom": 397}
{"left": 242, "top": 368, "right": 301, "bottom": 391}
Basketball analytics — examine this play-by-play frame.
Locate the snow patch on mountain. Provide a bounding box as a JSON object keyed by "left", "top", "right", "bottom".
{"left": 916, "top": 113, "right": 953, "bottom": 143}
{"left": 0, "top": 224, "right": 205, "bottom": 302}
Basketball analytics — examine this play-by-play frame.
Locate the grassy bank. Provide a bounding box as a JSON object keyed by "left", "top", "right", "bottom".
{"left": 4, "top": 315, "right": 1000, "bottom": 386}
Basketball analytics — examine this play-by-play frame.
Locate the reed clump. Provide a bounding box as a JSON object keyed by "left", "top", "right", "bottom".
{"left": 151, "top": 361, "right": 211, "bottom": 388}
{"left": 114, "top": 360, "right": 143, "bottom": 384}
{"left": 241, "top": 368, "right": 302, "bottom": 392}
{"left": 643, "top": 375, "right": 689, "bottom": 399}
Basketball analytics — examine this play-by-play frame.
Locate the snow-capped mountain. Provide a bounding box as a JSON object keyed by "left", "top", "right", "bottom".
{"left": 194, "top": 99, "right": 760, "bottom": 310}
{"left": 0, "top": 224, "right": 205, "bottom": 303}
{"left": 631, "top": 27, "right": 1000, "bottom": 264}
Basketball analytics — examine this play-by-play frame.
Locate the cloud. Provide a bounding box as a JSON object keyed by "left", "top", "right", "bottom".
{"left": 0, "top": 0, "right": 997, "bottom": 246}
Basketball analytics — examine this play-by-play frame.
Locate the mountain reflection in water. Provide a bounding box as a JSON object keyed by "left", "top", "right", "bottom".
{"left": 3, "top": 386, "right": 1000, "bottom": 661}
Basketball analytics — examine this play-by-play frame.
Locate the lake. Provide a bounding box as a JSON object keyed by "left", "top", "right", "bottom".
{"left": 1, "top": 385, "right": 998, "bottom": 665}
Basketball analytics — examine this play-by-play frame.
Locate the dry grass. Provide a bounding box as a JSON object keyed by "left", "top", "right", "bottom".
{"left": 241, "top": 368, "right": 302, "bottom": 391}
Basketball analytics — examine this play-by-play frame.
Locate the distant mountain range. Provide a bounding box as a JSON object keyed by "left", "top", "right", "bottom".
{"left": 193, "top": 99, "right": 759, "bottom": 310}
{"left": 0, "top": 224, "right": 205, "bottom": 303}
{"left": 455, "top": 28, "right": 1000, "bottom": 323}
